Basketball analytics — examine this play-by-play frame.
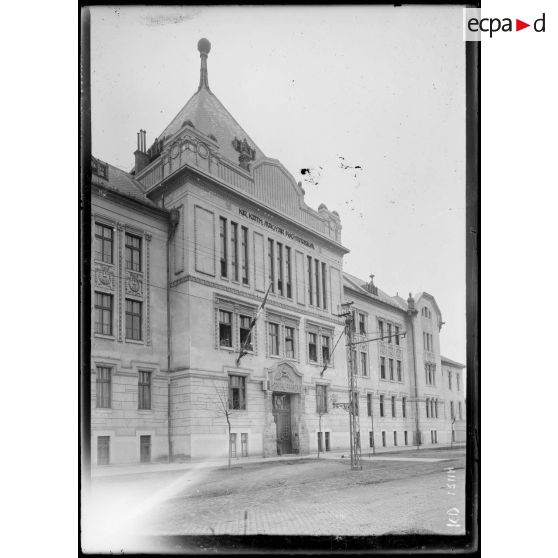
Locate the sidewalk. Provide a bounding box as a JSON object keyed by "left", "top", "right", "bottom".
{"left": 89, "top": 443, "right": 465, "bottom": 479}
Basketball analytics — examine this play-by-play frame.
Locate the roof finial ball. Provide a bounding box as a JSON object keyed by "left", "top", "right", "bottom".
{"left": 197, "top": 38, "right": 211, "bottom": 91}
{"left": 198, "top": 38, "right": 211, "bottom": 55}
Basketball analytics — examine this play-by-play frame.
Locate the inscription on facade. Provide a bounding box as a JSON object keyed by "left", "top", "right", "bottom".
{"left": 238, "top": 208, "right": 315, "bottom": 249}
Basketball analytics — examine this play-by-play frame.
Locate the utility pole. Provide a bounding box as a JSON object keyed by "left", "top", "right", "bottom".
{"left": 338, "top": 302, "right": 362, "bottom": 471}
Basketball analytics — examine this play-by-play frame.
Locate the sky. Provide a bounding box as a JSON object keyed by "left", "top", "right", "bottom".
{"left": 90, "top": 5, "right": 466, "bottom": 363}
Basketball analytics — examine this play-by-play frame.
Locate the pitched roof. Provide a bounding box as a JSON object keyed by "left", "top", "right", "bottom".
{"left": 343, "top": 272, "right": 408, "bottom": 311}
{"left": 156, "top": 79, "right": 265, "bottom": 168}
{"left": 92, "top": 157, "right": 158, "bottom": 208}
{"left": 441, "top": 355, "right": 466, "bottom": 369}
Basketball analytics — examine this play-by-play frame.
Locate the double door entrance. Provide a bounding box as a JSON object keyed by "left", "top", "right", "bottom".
{"left": 272, "top": 393, "right": 293, "bottom": 455}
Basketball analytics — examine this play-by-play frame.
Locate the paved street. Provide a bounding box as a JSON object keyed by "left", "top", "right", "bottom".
{"left": 84, "top": 448, "right": 465, "bottom": 550}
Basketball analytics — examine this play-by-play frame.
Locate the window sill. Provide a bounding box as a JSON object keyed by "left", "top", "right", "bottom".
{"left": 219, "top": 346, "right": 235, "bottom": 351}
{"left": 138, "top": 409, "right": 153, "bottom": 413}
{"left": 126, "top": 338, "right": 145, "bottom": 345}
{"left": 94, "top": 259, "right": 114, "bottom": 267}
{"left": 94, "top": 333, "right": 115, "bottom": 341}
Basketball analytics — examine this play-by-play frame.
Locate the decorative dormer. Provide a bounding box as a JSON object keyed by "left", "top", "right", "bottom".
{"left": 366, "top": 274, "right": 378, "bottom": 296}
{"left": 232, "top": 137, "right": 256, "bottom": 171}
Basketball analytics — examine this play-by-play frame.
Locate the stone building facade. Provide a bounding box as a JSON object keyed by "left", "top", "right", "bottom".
{"left": 89, "top": 39, "right": 465, "bottom": 465}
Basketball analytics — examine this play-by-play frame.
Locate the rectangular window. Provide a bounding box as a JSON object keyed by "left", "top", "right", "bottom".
{"left": 321, "top": 262, "right": 327, "bottom": 309}
{"left": 230, "top": 433, "right": 237, "bottom": 458}
{"left": 285, "top": 326, "right": 295, "bottom": 359}
{"left": 434, "top": 430, "right": 438, "bottom": 444}
{"left": 395, "top": 325, "right": 400, "bottom": 345}
{"left": 431, "top": 430, "right": 434, "bottom": 444}
{"left": 230, "top": 222, "right": 239, "bottom": 281}
{"left": 404, "top": 431, "right": 408, "bottom": 446}
{"left": 369, "top": 431, "right": 374, "bottom": 448}
{"left": 239, "top": 315, "right": 253, "bottom": 351}
{"left": 219, "top": 310, "right": 233, "bottom": 347}
{"left": 241, "top": 433, "right": 248, "bottom": 457}
{"left": 426, "top": 364, "right": 433, "bottom": 385}
{"left": 458, "top": 402, "right": 463, "bottom": 420}
{"left": 378, "top": 320, "right": 384, "bottom": 339}
{"left": 307, "top": 256, "right": 313, "bottom": 304}
{"left": 450, "top": 401, "right": 455, "bottom": 419}
{"left": 314, "top": 259, "right": 320, "bottom": 308}
{"left": 448, "top": 371, "right": 452, "bottom": 390}
{"left": 95, "top": 223, "right": 113, "bottom": 264}
{"left": 140, "top": 435, "right": 151, "bottom": 463}
{"left": 322, "top": 335, "right": 331, "bottom": 365}
{"left": 397, "top": 360, "right": 402, "bottom": 382}
{"left": 380, "top": 357, "right": 386, "bottom": 379}
{"left": 379, "top": 395, "right": 385, "bottom": 417}
{"left": 389, "top": 358, "right": 394, "bottom": 381}
{"left": 219, "top": 217, "right": 228, "bottom": 278}
{"left": 241, "top": 226, "right": 249, "bottom": 284}
{"left": 125, "top": 299, "right": 142, "bottom": 340}
{"left": 387, "top": 323, "right": 392, "bottom": 343}
{"left": 426, "top": 398, "right": 430, "bottom": 418}
{"left": 267, "top": 239, "right": 275, "bottom": 292}
{"left": 402, "top": 397, "right": 407, "bottom": 418}
{"left": 308, "top": 332, "right": 318, "bottom": 362}
{"left": 325, "top": 431, "right": 330, "bottom": 451}
{"left": 360, "top": 352, "right": 368, "bottom": 377}
{"left": 94, "top": 292, "right": 113, "bottom": 336}
{"left": 456, "top": 372, "right": 461, "bottom": 391}
{"left": 394, "top": 431, "right": 398, "bottom": 446}
{"left": 125, "top": 233, "right": 142, "bottom": 272}
{"left": 138, "top": 371, "right": 151, "bottom": 410}
{"left": 382, "top": 431, "right": 386, "bottom": 447}
{"left": 435, "top": 399, "right": 439, "bottom": 418}
{"left": 96, "top": 366, "right": 111, "bottom": 408}
{"left": 316, "top": 384, "right": 328, "bottom": 414}
{"left": 391, "top": 396, "right": 396, "bottom": 417}
{"left": 286, "top": 246, "right": 292, "bottom": 298}
{"left": 277, "top": 242, "right": 284, "bottom": 295}
{"left": 367, "top": 393, "right": 372, "bottom": 416}
{"left": 229, "top": 375, "right": 246, "bottom": 410}
{"left": 359, "top": 313, "right": 366, "bottom": 335}
{"left": 269, "top": 322, "right": 280, "bottom": 356}
{"left": 317, "top": 432, "right": 323, "bottom": 452}
{"left": 97, "top": 436, "right": 110, "bottom": 465}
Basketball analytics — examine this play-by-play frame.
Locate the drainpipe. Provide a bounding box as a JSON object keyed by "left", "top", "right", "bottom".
{"left": 164, "top": 189, "right": 179, "bottom": 463}
{"left": 407, "top": 293, "right": 421, "bottom": 450}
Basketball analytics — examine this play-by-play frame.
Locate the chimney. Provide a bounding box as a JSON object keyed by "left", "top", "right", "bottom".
{"left": 134, "top": 129, "right": 150, "bottom": 175}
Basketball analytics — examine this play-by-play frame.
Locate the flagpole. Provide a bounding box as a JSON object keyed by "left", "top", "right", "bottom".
{"left": 236, "top": 283, "right": 273, "bottom": 367}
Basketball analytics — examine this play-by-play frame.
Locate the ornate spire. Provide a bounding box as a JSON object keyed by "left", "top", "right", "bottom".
{"left": 197, "top": 38, "right": 211, "bottom": 91}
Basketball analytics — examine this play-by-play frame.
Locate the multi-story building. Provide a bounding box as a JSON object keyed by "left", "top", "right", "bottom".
{"left": 89, "top": 38, "right": 465, "bottom": 465}
{"left": 441, "top": 356, "right": 467, "bottom": 444}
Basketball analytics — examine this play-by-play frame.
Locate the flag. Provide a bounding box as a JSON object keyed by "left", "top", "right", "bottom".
{"left": 236, "top": 283, "right": 273, "bottom": 367}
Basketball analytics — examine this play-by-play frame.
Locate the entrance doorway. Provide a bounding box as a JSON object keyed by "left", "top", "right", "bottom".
{"left": 140, "top": 435, "right": 151, "bottom": 463}
{"left": 272, "top": 393, "right": 292, "bottom": 455}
